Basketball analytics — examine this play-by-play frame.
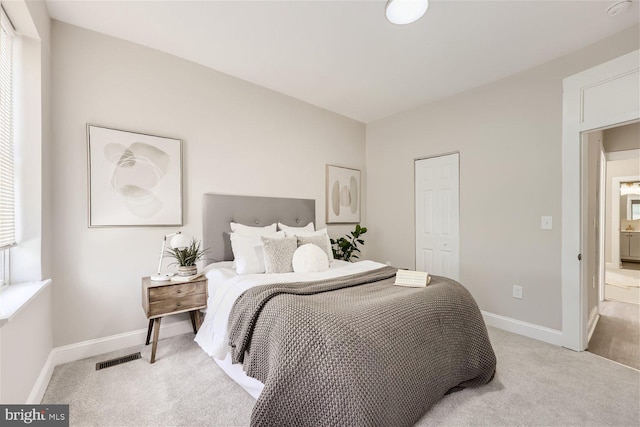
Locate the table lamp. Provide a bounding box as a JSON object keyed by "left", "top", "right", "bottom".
{"left": 150, "top": 231, "right": 184, "bottom": 281}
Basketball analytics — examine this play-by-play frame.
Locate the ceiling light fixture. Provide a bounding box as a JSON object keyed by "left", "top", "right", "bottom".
{"left": 620, "top": 182, "right": 640, "bottom": 195}
{"left": 385, "top": 0, "right": 429, "bottom": 25}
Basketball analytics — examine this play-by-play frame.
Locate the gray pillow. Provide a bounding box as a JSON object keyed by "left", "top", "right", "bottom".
{"left": 261, "top": 236, "right": 297, "bottom": 274}
{"left": 296, "top": 234, "right": 333, "bottom": 261}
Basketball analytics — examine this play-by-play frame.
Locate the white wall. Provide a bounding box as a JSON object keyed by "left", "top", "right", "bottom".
{"left": 366, "top": 25, "right": 639, "bottom": 331}
{"left": 603, "top": 122, "right": 640, "bottom": 153}
{"left": 0, "top": 285, "right": 52, "bottom": 403}
{"left": 50, "top": 21, "right": 366, "bottom": 347}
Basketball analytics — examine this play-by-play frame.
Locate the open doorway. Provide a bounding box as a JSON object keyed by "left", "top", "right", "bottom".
{"left": 584, "top": 122, "right": 639, "bottom": 370}
{"left": 561, "top": 49, "right": 639, "bottom": 352}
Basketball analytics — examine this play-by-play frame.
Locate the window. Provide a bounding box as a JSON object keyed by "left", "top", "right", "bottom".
{"left": 0, "top": 8, "right": 15, "bottom": 286}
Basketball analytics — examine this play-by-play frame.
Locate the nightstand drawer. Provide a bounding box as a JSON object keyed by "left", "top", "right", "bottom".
{"left": 149, "top": 281, "right": 206, "bottom": 302}
{"left": 148, "top": 293, "right": 206, "bottom": 317}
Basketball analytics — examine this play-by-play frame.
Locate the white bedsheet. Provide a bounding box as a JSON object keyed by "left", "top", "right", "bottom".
{"left": 194, "top": 259, "right": 386, "bottom": 361}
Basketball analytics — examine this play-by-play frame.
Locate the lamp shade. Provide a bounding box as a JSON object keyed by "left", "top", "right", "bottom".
{"left": 170, "top": 233, "right": 191, "bottom": 249}
{"left": 385, "top": 0, "right": 429, "bottom": 25}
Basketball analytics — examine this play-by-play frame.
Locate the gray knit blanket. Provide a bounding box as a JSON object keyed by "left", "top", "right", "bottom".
{"left": 228, "top": 266, "right": 496, "bottom": 427}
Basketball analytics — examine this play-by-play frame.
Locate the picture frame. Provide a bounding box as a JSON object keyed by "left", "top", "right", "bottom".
{"left": 87, "top": 124, "right": 183, "bottom": 227}
{"left": 326, "top": 164, "right": 361, "bottom": 224}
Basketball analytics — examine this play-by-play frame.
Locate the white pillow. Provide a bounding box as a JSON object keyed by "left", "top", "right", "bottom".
{"left": 230, "top": 222, "right": 277, "bottom": 237}
{"left": 230, "top": 231, "right": 284, "bottom": 274}
{"left": 292, "top": 244, "right": 329, "bottom": 273}
{"left": 277, "top": 222, "right": 314, "bottom": 233}
{"left": 285, "top": 228, "right": 334, "bottom": 261}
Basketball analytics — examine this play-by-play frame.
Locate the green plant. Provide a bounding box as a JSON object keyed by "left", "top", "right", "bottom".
{"left": 330, "top": 224, "right": 367, "bottom": 262}
{"left": 165, "top": 239, "right": 208, "bottom": 267}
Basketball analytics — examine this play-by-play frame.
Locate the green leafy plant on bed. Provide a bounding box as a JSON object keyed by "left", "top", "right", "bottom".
{"left": 330, "top": 224, "right": 367, "bottom": 262}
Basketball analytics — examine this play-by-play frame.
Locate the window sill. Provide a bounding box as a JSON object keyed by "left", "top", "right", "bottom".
{"left": 0, "top": 279, "right": 52, "bottom": 327}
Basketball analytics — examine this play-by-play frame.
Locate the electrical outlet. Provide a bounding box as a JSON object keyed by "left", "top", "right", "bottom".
{"left": 541, "top": 216, "right": 552, "bottom": 230}
{"left": 592, "top": 276, "right": 596, "bottom": 289}
{"left": 513, "top": 285, "right": 523, "bottom": 299}
{"left": 386, "top": 261, "right": 392, "bottom": 266}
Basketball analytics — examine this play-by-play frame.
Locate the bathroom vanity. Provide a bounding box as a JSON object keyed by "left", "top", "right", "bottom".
{"left": 620, "top": 231, "right": 640, "bottom": 262}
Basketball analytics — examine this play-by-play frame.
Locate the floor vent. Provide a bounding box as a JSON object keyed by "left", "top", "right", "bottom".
{"left": 96, "top": 352, "right": 141, "bottom": 371}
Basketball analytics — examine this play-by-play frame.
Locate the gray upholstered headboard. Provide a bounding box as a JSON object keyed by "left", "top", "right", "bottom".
{"left": 203, "top": 193, "right": 316, "bottom": 264}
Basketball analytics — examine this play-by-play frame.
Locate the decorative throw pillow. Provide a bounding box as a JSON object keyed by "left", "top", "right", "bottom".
{"left": 230, "top": 222, "right": 277, "bottom": 237}
{"left": 277, "top": 222, "right": 315, "bottom": 233}
{"left": 230, "top": 231, "right": 284, "bottom": 274}
{"left": 262, "top": 236, "right": 297, "bottom": 274}
{"left": 292, "top": 244, "right": 329, "bottom": 273}
{"left": 292, "top": 229, "right": 333, "bottom": 261}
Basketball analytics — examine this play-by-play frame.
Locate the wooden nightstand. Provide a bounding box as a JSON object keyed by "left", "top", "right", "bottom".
{"left": 141, "top": 276, "right": 208, "bottom": 363}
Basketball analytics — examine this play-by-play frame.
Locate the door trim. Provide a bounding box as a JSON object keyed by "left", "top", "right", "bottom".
{"left": 598, "top": 148, "right": 606, "bottom": 304}
{"left": 414, "top": 151, "right": 460, "bottom": 162}
{"left": 562, "top": 49, "right": 639, "bottom": 351}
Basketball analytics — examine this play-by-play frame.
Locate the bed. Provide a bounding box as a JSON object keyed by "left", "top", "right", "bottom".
{"left": 195, "top": 193, "right": 496, "bottom": 426}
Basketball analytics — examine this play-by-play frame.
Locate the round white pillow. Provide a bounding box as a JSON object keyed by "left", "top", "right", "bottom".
{"left": 292, "top": 243, "right": 329, "bottom": 273}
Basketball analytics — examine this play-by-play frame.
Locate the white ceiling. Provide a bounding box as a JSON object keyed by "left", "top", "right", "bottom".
{"left": 44, "top": 0, "right": 639, "bottom": 123}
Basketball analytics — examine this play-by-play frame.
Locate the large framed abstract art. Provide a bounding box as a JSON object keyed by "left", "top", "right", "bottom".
{"left": 326, "top": 164, "right": 361, "bottom": 224}
{"left": 87, "top": 124, "right": 183, "bottom": 227}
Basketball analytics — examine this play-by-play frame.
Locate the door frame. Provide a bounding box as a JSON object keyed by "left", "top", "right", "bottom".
{"left": 562, "top": 49, "right": 639, "bottom": 351}
{"left": 414, "top": 151, "right": 460, "bottom": 279}
{"left": 580, "top": 130, "right": 604, "bottom": 342}
{"left": 598, "top": 147, "right": 606, "bottom": 303}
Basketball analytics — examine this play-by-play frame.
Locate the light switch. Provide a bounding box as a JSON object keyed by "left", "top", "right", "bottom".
{"left": 541, "top": 216, "right": 552, "bottom": 230}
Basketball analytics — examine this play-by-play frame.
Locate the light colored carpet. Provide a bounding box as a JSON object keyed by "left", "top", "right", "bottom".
{"left": 42, "top": 327, "right": 640, "bottom": 426}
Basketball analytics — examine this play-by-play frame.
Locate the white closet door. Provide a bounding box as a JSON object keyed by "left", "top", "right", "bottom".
{"left": 415, "top": 153, "right": 459, "bottom": 280}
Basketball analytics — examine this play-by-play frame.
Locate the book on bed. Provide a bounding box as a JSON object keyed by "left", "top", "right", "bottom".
{"left": 394, "top": 270, "right": 431, "bottom": 287}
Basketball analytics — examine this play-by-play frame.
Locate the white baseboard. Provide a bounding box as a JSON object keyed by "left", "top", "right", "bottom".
{"left": 26, "top": 351, "right": 55, "bottom": 404}
{"left": 482, "top": 311, "right": 564, "bottom": 347}
{"left": 27, "top": 319, "right": 193, "bottom": 404}
{"left": 50, "top": 319, "right": 193, "bottom": 366}
{"left": 587, "top": 306, "right": 600, "bottom": 342}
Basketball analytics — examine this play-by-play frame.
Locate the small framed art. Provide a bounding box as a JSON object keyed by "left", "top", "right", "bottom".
{"left": 87, "top": 124, "right": 183, "bottom": 227}
{"left": 326, "top": 164, "right": 361, "bottom": 224}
